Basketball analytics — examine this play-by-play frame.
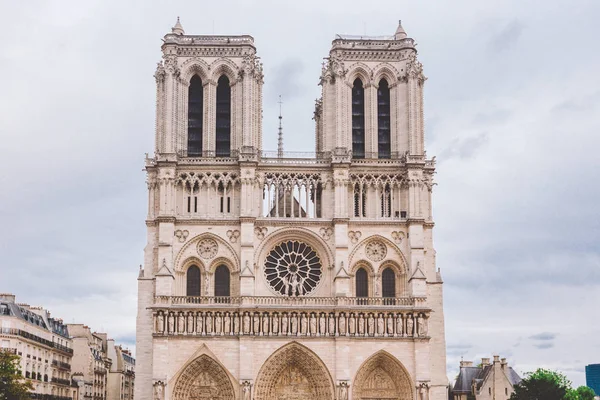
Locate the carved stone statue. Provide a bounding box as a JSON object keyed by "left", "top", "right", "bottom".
{"left": 300, "top": 313, "right": 308, "bottom": 335}
{"left": 309, "top": 313, "right": 317, "bottom": 335}
{"left": 396, "top": 314, "right": 403, "bottom": 337}
{"left": 224, "top": 313, "right": 231, "bottom": 335}
{"left": 367, "top": 314, "right": 375, "bottom": 336}
{"left": 377, "top": 314, "right": 385, "bottom": 336}
{"left": 153, "top": 382, "right": 164, "bottom": 400}
{"left": 290, "top": 314, "right": 298, "bottom": 335}
{"left": 196, "top": 313, "right": 204, "bottom": 335}
{"left": 319, "top": 313, "right": 326, "bottom": 335}
{"left": 272, "top": 313, "right": 279, "bottom": 335}
{"left": 348, "top": 314, "right": 356, "bottom": 335}
{"left": 386, "top": 314, "right": 394, "bottom": 336}
{"left": 187, "top": 313, "right": 194, "bottom": 334}
{"left": 205, "top": 312, "right": 212, "bottom": 335}
{"left": 406, "top": 314, "right": 414, "bottom": 337}
{"left": 338, "top": 313, "right": 346, "bottom": 335}
{"left": 338, "top": 382, "right": 348, "bottom": 400}
{"left": 243, "top": 313, "right": 250, "bottom": 334}
{"left": 233, "top": 312, "right": 239, "bottom": 334}
{"left": 177, "top": 313, "right": 185, "bottom": 333}
{"left": 168, "top": 313, "right": 174, "bottom": 334}
{"left": 358, "top": 314, "right": 365, "bottom": 335}
{"left": 253, "top": 313, "right": 260, "bottom": 335}
{"left": 328, "top": 313, "right": 336, "bottom": 335}
{"left": 262, "top": 313, "right": 270, "bottom": 335}
{"left": 215, "top": 313, "right": 222, "bottom": 335}
{"left": 281, "top": 313, "right": 289, "bottom": 335}
{"left": 418, "top": 314, "right": 428, "bottom": 337}
{"left": 156, "top": 313, "right": 164, "bottom": 334}
{"left": 242, "top": 381, "right": 251, "bottom": 400}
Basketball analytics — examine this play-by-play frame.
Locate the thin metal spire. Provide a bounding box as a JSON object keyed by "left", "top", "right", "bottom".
{"left": 277, "top": 95, "right": 284, "bottom": 158}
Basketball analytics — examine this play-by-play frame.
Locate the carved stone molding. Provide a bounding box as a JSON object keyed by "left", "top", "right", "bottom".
{"left": 226, "top": 230, "right": 240, "bottom": 243}
{"left": 197, "top": 238, "right": 218, "bottom": 259}
{"left": 353, "top": 351, "right": 414, "bottom": 400}
{"left": 174, "top": 229, "right": 189, "bottom": 243}
{"left": 348, "top": 231, "right": 362, "bottom": 244}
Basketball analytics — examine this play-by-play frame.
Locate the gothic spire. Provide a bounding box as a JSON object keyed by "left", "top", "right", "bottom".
{"left": 172, "top": 16, "right": 185, "bottom": 35}
{"left": 394, "top": 19, "right": 407, "bottom": 40}
{"left": 277, "top": 95, "right": 284, "bottom": 158}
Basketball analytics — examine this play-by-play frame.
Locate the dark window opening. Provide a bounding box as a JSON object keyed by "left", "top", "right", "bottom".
{"left": 187, "top": 75, "right": 203, "bottom": 156}
{"left": 382, "top": 268, "right": 396, "bottom": 298}
{"left": 356, "top": 268, "right": 368, "bottom": 297}
{"left": 214, "top": 265, "right": 230, "bottom": 298}
{"left": 352, "top": 78, "right": 365, "bottom": 159}
{"left": 216, "top": 75, "right": 231, "bottom": 157}
{"left": 187, "top": 197, "right": 191, "bottom": 213}
{"left": 194, "top": 197, "right": 198, "bottom": 213}
{"left": 186, "top": 265, "right": 201, "bottom": 296}
{"left": 400, "top": 210, "right": 407, "bottom": 219}
{"left": 380, "top": 184, "right": 391, "bottom": 217}
{"left": 220, "top": 197, "right": 224, "bottom": 213}
{"left": 377, "top": 79, "right": 391, "bottom": 159}
{"left": 227, "top": 197, "right": 231, "bottom": 213}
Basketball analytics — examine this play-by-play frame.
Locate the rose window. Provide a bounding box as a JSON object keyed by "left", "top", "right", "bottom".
{"left": 264, "top": 240, "right": 322, "bottom": 296}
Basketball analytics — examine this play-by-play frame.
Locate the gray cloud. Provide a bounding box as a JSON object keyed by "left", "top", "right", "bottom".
{"left": 530, "top": 333, "right": 556, "bottom": 341}
{"left": 488, "top": 20, "right": 525, "bottom": 52}
{"left": 534, "top": 343, "right": 554, "bottom": 350}
{"left": 439, "top": 132, "right": 489, "bottom": 161}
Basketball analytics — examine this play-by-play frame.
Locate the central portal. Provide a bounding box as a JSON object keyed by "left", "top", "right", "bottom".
{"left": 254, "top": 342, "right": 334, "bottom": 400}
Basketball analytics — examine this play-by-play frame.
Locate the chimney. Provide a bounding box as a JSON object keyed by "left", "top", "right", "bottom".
{"left": 481, "top": 358, "right": 491, "bottom": 366}
{"left": 501, "top": 358, "right": 507, "bottom": 369}
{"left": 493, "top": 355, "right": 500, "bottom": 363}
{"left": 460, "top": 360, "right": 474, "bottom": 368}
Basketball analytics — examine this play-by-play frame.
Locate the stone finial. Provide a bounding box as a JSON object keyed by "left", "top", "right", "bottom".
{"left": 394, "top": 19, "right": 407, "bottom": 40}
{"left": 172, "top": 16, "right": 185, "bottom": 35}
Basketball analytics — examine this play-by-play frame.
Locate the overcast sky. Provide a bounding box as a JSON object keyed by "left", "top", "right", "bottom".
{"left": 1, "top": 0, "right": 599, "bottom": 388}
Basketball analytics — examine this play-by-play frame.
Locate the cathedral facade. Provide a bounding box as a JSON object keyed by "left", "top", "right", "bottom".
{"left": 135, "top": 18, "right": 446, "bottom": 400}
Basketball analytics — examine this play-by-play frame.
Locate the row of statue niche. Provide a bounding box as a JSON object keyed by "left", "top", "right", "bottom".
{"left": 155, "top": 310, "right": 428, "bottom": 337}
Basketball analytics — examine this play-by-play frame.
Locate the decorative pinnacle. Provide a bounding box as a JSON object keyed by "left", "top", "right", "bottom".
{"left": 394, "top": 19, "right": 407, "bottom": 40}
{"left": 277, "top": 95, "right": 284, "bottom": 158}
{"left": 172, "top": 16, "right": 185, "bottom": 35}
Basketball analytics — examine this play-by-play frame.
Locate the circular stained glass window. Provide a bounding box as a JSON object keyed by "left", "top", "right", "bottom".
{"left": 264, "top": 240, "right": 322, "bottom": 296}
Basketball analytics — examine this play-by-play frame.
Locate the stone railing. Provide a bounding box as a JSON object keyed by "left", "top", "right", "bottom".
{"left": 153, "top": 308, "right": 429, "bottom": 339}
{"left": 154, "top": 295, "right": 425, "bottom": 308}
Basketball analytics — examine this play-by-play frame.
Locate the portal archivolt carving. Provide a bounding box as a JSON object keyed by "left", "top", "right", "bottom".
{"left": 353, "top": 351, "right": 414, "bottom": 400}
{"left": 254, "top": 342, "right": 334, "bottom": 400}
{"left": 172, "top": 354, "right": 235, "bottom": 400}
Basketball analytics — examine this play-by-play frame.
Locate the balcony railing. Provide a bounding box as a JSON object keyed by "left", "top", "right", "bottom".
{"left": 0, "top": 328, "right": 73, "bottom": 355}
{"left": 51, "top": 360, "right": 71, "bottom": 371}
{"left": 51, "top": 377, "right": 72, "bottom": 386}
{"left": 155, "top": 295, "right": 424, "bottom": 308}
{"left": 30, "top": 394, "right": 74, "bottom": 400}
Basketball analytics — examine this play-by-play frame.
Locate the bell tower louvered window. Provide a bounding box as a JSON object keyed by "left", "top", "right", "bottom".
{"left": 214, "top": 265, "right": 231, "bottom": 297}
{"left": 186, "top": 265, "right": 201, "bottom": 296}
{"left": 355, "top": 268, "right": 368, "bottom": 297}
{"left": 187, "top": 75, "right": 203, "bottom": 156}
{"left": 216, "top": 75, "right": 231, "bottom": 157}
{"left": 352, "top": 78, "right": 365, "bottom": 159}
{"left": 377, "top": 79, "right": 391, "bottom": 159}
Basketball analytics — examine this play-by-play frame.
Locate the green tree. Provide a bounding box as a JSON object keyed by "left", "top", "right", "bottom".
{"left": 0, "top": 349, "right": 33, "bottom": 400}
{"left": 566, "top": 386, "right": 596, "bottom": 400}
{"left": 510, "top": 368, "right": 571, "bottom": 400}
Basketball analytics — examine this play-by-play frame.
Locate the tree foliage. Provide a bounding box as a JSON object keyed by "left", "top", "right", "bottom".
{"left": 0, "top": 350, "right": 33, "bottom": 400}
{"left": 510, "top": 368, "right": 571, "bottom": 400}
{"left": 566, "top": 386, "right": 597, "bottom": 400}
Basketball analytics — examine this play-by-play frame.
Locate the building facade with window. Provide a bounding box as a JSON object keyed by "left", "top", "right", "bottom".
{"left": 451, "top": 356, "right": 521, "bottom": 400}
{"left": 136, "top": 19, "right": 446, "bottom": 400}
{"left": 107, "top": 341, "right": 136, "bottom": 400}
{"left": 0, "top": 293, "right": 76, "bottom": 400}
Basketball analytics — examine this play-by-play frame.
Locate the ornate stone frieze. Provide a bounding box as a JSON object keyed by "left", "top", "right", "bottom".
{"left": 153, "top": 309, "right": 429, "bottom": 338}
{"left": 319, "top": 227, "right": 333, "bottom": 241}
{"left": 391, "top": 231, "right": 405, "bottom": 244}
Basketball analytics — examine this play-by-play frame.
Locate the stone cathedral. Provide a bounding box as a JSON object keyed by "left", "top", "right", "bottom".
{"left": 135, "top": 18, "right": 447, "bottom": 400}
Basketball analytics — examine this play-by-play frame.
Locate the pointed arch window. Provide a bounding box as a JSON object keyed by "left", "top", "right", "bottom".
{"left": 377, "top": 79, "right": 391, "bottom": 159}
{"left": 214, "top": 265, "right": 231, "bottom": 298}
{"left": 354, "top": 185, "right": 366, "bottom": 218}
{"left": 186, "top": 265, "right": 201, "bottom": 296}
{"left": 216, "top": 75, "right": 231, "bottom": 157}
{"left": 352, "top": 78, "right": 365, "bottom": 159}
{"left": 382, "top": 267, "right": 396, "bottom": 298}
{"left": 187, "top": 75, "right": 203, "bottom": 157}
{"left": 355, "top": 267, "right": 368, "bottom": 297}
{"left": 380, "top": 184, "right": 391, "bottom": 218}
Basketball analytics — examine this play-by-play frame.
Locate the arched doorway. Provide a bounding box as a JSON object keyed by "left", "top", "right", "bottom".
{"left": 353, "top": 351, "right": 414, "bottom": 400}
{"left": 254, "top": 342, "right": 334, "bottom": 400}
{"left": 172, "top": 354, "right": 235, "bottom": 400}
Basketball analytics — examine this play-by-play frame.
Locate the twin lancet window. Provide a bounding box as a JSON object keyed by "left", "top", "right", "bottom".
{"left": 186, "top": 265, "right": 231, "bottom": 297}
{"left": 186, "top": 74, "right": 231, "bottom": 157}
{"left": 351, "top": 78, "right": 392, "bottom": 159}
{"left": 355, "top": 267, "right": 396, "bottom": 298}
